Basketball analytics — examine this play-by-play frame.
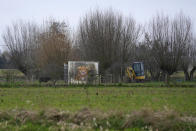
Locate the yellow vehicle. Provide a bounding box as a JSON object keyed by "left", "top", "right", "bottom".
{"left": 126, "top": 62, "right": 145, "bottom": 82}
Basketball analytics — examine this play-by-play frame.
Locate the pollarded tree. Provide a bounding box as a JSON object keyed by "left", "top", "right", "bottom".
{"left": 181, "top": 37, "right": 196, "bottom": 80}
{"left": 2, "top": 21, "right": 39, "bottom": 78}
{"left": 77, "top": 9, "right": 141, "bottom": 81}
{"left": 146, "top": 13, "right": 193, "bottom": 83}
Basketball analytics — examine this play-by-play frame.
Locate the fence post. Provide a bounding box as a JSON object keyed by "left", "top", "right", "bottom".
{"left": 99, "top": 75, "right": 101, "bottom": 85}
{"left": 112, "top": 74, "right": 113, "bottom": 83}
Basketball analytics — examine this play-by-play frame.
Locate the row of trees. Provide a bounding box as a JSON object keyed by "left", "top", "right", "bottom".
{"left": 141, "top": 13, "right": 195, "bottom": 82}
{"left": 2, "top": 9, "right": 196, "bottom": 82}
{"left": 2, "top": 20, "right": 73, "bottom": 84}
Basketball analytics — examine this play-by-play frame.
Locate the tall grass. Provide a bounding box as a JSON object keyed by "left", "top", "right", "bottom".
{"left": 0, "top": 108, "right": 195, "bottom": 130}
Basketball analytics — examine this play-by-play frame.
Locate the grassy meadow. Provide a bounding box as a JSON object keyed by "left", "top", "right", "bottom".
{"left": 0, "top": 87, "right": 196, "bottom": 115}
{"left": 0, "top": 85, "right": 196, "bottom": 130}
{"left": 0, "top": 68, "right": 196, "bottom": 130}
{"left": 0, "top": 86, "right": 196, "bottom": 130}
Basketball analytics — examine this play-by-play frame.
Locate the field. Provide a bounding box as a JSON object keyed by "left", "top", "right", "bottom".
{"left": 0, "top": 87, "right": 196, "bottom": 114}
{"left": 0, "top": 85, "right": 196, "bottom": 130}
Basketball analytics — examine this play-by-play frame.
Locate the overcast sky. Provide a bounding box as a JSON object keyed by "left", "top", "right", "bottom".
{"left": 0, "top": 0, "right": 196, "bottom": 49}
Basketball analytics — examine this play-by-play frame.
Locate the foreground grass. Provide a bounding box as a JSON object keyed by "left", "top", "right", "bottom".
{"left": 0, "top": 108, "right": 196, "bottom": 131}
{"left": 0, "top": 87, "right": 196, "bottom": 116}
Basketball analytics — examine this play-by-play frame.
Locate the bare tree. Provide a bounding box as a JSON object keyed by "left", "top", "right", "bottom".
{"left": 77, "top": 9, "right": 141, "bottom": 82}
{"left": 146, "top": 13, "right": 193, "bottom": 83}
{"left": 181, "top": 37, "right": 196, "bottom": 80}
{"left": 2, "top": 21, "right": 39, "bottom": 78}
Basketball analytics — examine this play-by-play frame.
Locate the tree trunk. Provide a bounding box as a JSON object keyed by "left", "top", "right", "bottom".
{"left": 183, "top": 70, "right": 190, "bottom": 81}
{"left": 190, "top": 66, "right": 196, "bottom": 80}
{"left": 53, "top": 80, "right": 57, "bottom": 87}
{"left": 165, "top": 73, "right": 170, "bottom": 85}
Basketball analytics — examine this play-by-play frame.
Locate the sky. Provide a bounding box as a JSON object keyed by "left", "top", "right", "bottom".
{"left": 0, "top": 0, "right": 196, "bottom": 50}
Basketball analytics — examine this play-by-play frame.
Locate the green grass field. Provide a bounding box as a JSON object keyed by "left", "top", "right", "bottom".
{"left": 0, "top": 87, "right": 196, "bottom": 115}
{"left": 0, "top": 86, "right": 196, "bottom": 130}
{"left": 1, "top": 69, "right": 196, "bottom": 130}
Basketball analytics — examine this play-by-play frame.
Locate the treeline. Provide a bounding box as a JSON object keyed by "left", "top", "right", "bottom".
{"left": 1, "top": 9, "right": 196, "bottom": 82}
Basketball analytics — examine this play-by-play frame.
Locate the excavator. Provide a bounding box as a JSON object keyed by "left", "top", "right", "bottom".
{"left": 126, "top": 62, "right": 145, "bottom": 82}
